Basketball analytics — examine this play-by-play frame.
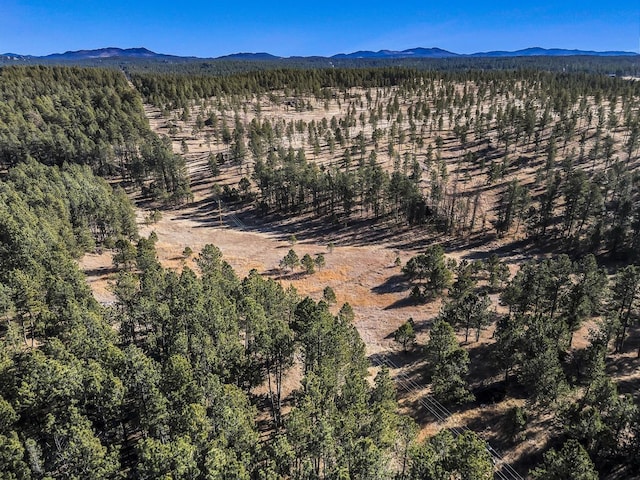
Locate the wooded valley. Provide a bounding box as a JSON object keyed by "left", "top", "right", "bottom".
{"left": 1, "top": 60, "right": 640, "bottom": 479}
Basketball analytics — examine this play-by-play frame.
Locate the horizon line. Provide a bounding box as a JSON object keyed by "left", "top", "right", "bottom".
{"left": 3, "top": 45, "right": 640, "bottom": 59}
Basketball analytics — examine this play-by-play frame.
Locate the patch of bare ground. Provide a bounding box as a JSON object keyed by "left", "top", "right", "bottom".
{"left": 253, "top": 362, "right": 304, "bottom": 439}
{"left": 131, "top": 203, "right": 441, "bottom": 358}
{"left": 78, "top": 84, "right": 640, "bottom": 478}
{"left": 79, "top": 250, "right": 119, "bottom": 304}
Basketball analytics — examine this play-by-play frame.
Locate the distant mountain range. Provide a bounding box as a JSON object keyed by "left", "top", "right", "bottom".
{"left": 45, "top": 47, "right": 183, "bottom": 60}
{"left": 1, "top": 47, "right": 185, "bottom": 61}
{"left": 1, "top": 46, "right": 638, "bottom": 62}
{"left": 331, "top": 47, "right": 638, "bottom": 59}
{"left": 468, "top": 47, "right": 638, "bottom": 58}
{"left": 332, "top": 47, "right": 459, "bottom": 59}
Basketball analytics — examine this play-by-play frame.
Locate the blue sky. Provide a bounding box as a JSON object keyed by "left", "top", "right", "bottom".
{"left": 1, "top": 0, "right": 639, "bottom": 57}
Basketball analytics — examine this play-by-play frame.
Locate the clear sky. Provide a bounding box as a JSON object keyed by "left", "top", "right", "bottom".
{"left": 2, "top": 0, "right": 639, "bottom": 57}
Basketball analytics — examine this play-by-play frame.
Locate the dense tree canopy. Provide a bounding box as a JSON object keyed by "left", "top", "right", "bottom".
{"left": 0, "top": 65, "right": 191, "bottom": 203}
{"left": 0, "top": 161, "right": 414, "bottom": 478}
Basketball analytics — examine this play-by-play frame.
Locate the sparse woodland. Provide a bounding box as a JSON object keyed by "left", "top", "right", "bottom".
{"left": 1, "top": 61, "right": 640, "bottom": 479}
{"left": 133, "top": 68, "right": 640, "bottom": 257}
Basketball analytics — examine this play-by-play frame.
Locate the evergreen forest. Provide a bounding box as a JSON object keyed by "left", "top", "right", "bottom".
{"left": 1, "top": 59, "right": 640, "bottom": 479}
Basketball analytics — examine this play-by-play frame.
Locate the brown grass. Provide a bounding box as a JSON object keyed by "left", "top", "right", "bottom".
{"left": 78, "top": 83, "right": 640, "bottom": 478}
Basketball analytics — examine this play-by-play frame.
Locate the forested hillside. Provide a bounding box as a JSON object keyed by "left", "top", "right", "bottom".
{"left": 131, "top": 66, "right": 640, "bottom": 478}
{"left": 0, "top": 66, "right": 190, "bottom": 204}
{"left": 0, "top": 163, "right": 496, "bottom": 479}
{"left": 5, "top": 54, "right": 638, "bottom": 77}
{"left": 2, "top": 62, "right": 640, "bottom": 479}
{"left": 0, "top": 65, "right": 498, "bottom": 479}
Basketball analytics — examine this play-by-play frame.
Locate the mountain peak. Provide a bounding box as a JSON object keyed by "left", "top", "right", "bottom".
{"left": 331, "top": 47, "right": 459, "bottom": 59}
{"left": 218, "top": 52, "right": 282, "bottom": 60}
{"left": 43, "top": 47, "right": 164, "bottom": 59}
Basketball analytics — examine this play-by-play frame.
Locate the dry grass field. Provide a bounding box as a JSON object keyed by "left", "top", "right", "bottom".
{"left": 79, "top": 81, "right": 640, "bottom": 476}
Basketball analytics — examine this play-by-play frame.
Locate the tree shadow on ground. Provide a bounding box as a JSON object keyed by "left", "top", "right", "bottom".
{"left": 371, "top": 274, "right": 410, "bottom": 294}
{"left": 382, "top": 297, "right": 419, "bottom": 310}
{"left": 370, "top": 348, "right": 423, "bottom": 370}
{"left": 607, "top": 354, "right": 640, "bottom": 379}
{"left": 382, "top": 319, "right": 434, "bottom": 342}
{"left": 83, "top": 265, "right": 118, "bottom": 277}
{"left": 464, "top": 339, "right": 502, "bottom": 387}
{"left": 616, "top": 376, "right": 640, "bottom": 399}
{"left": 457, "top": 238, "right": 533, "bottom": 261}
{"left": 171, "top": 192, "right": 447, "bottom": 250}
{"left": 271, "top": 271, "right": 309, "bottom": 281}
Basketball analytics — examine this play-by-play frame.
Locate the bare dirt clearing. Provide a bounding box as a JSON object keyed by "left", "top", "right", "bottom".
{"left": 84, "top": 195, "right": 442, "bottom": 354}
